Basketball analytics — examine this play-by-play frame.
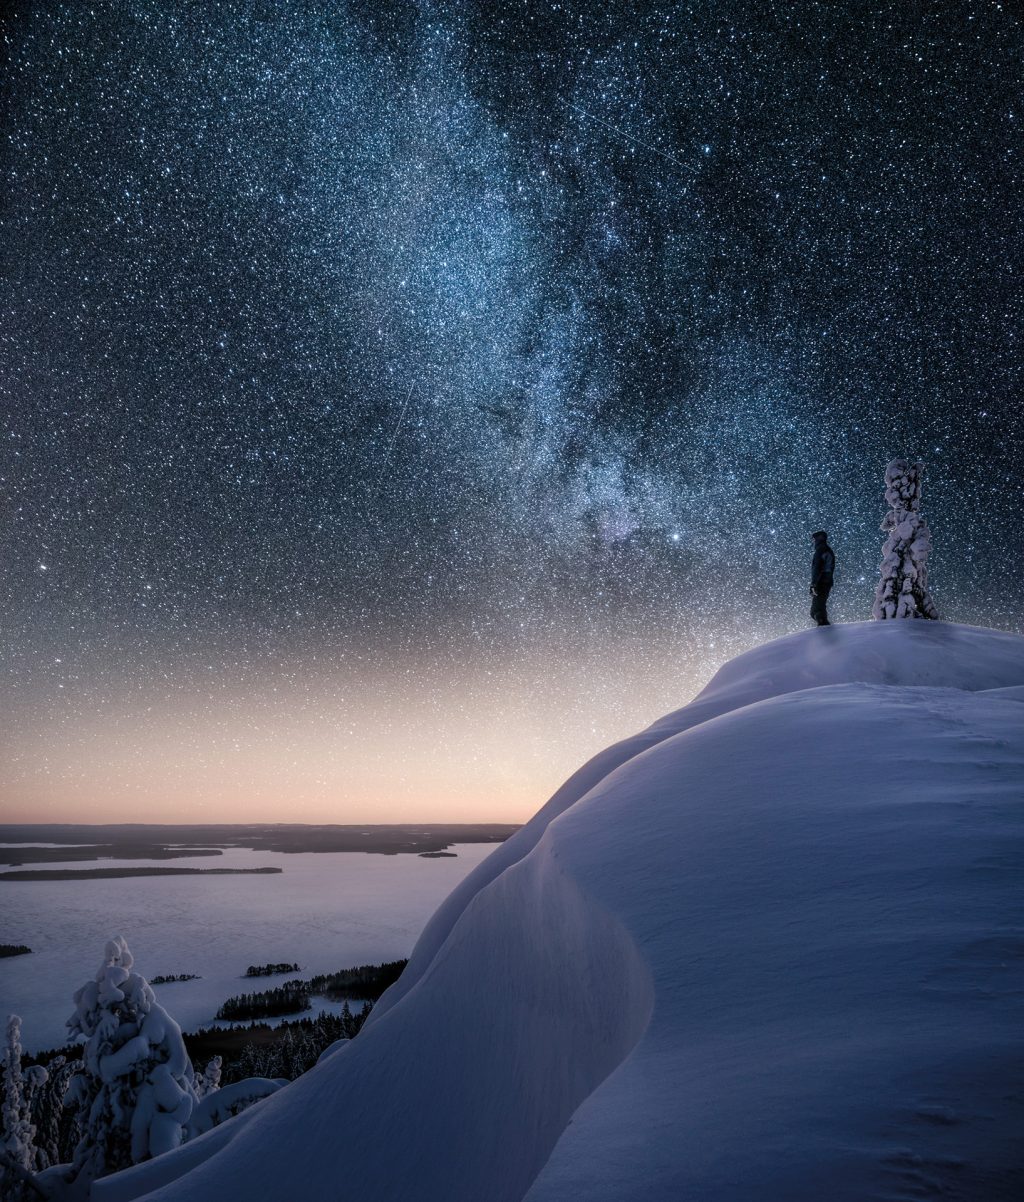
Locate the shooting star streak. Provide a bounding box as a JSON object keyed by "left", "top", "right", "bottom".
{"left": 563, "top": 102, "right": 690, "bottom": 171}
{"left": 378, "top": 379, "right": 417, "bottom": 485}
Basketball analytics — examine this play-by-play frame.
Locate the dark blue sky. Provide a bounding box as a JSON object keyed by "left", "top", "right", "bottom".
{"left": 2, "top": 1, "right": 1021, "bottom": 820}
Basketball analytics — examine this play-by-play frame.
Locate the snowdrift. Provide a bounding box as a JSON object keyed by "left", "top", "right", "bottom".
{"left": 96, "top": 621, "right": 1024, "bottom": 1201}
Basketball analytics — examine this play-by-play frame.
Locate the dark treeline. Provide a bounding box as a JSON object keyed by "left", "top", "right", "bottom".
{"left": 307, "top": 960, "right": 407, "bottom": 1000}
{"left": 151, "top": 973, "right": 200, "bottom": 984}
{"left": 0, "top": 944, "right": 31, "bottom": 957}
{"left": 216, "top": 981, "right": 310, "bottom": 1021}
{"left": 187, "top": 1006, "right": 369, "bottom": 1085}
{"left": 245, "top": 962, "right": 300, "bottom": 977}
{"left": 217, "top": 960, "right": 407, "bottom": 1020}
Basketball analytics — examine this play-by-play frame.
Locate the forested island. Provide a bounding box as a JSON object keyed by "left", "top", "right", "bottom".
{"left": 216, "top": 961, "right": 408, "bottom": 1021}
{"left": 0, "top": 867, "right": 282, "bottom": 881}
{"left": 0, "top": 845, "right": 223, "bottom": 866}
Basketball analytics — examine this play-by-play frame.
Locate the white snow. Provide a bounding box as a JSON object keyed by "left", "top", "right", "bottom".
{"left": 872, "top": 458, "right": 939, "bottom": 620}
{"left": 2, "top": 1014, "right": 42, "bottom": 1177}
{"left": 186, "top": 1078, "right": 285, "bottom": 1139}
{"left": 93, "top": 621, "right": 1024, "bottom": 1201}
{"left": 64, "top": 937, "right": 199, "bottom": 1184}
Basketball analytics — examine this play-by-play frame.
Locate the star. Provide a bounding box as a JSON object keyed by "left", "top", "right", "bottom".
{"left": 1, "top": 1, "right": 1021, "bottom": 822}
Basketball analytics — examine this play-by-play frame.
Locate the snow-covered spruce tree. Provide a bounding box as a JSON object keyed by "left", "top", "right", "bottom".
{"left": 1, "top": 1014, "right": 45, "bottom": 1196}
{"left": 29, "top": 1054, "right": 78, "bottom": 1171}
{"left": 872, "top": 459, "right": 939, "bottom": 620}
{"left": 194, "top": 1057, "right": 221, "bottom": 1100}
{"left": 63, "top": 937, "right": 198, "bottom": 1188}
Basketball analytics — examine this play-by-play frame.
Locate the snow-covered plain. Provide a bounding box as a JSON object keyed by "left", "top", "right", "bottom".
{"left": 96, "top": 621, "right": 1024, "bottom": 1201}
{"left": 0, "top": 845, "right": 496, "bottom": 1053}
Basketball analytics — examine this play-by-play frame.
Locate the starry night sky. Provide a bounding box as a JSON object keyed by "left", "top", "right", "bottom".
{"left": 2, "top": 1, "right": 1022, "bottom": 822}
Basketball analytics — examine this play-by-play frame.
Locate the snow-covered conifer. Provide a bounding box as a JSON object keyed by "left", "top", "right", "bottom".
{"left": 63, "top": 937, "right": 198, "bottom": 1188}
{"left": 872, "top": 459, "right": 939, "bottom": 620}
{"left": 2, "top": 1014, "right": 43, "bottom": 1187}
{"left": 30, "top": 1054, "right": 75, "bottom": 1171}
{"left": 194, "top": 1057, "right": 221, "bottom": 1100}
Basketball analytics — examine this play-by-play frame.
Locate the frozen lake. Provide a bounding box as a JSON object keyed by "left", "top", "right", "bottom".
{"left": 0, "top": 843, "right": 497, "bottom": 1052}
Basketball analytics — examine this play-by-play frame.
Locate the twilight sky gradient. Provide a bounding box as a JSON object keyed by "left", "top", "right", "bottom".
{"left": 2, "top": 1, "right": 1022, "bottom": 823}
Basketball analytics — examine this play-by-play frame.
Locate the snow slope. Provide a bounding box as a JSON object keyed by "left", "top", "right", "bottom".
{"left": 96, "top": 621, "right": 1024, "bottom": 1201}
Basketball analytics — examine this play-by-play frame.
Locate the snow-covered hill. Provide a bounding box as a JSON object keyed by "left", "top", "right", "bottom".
{"left": 97, "top": 621, "right": 1024, "bottom": 1201}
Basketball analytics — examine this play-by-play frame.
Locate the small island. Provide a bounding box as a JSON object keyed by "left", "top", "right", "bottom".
{"left": 0, "top": 867, "right": 283, "bottom": 882}
{"left": 246, "top": 962, "right": 301, "bottom": 977}
{"left": 0, "top": 845, "right": 224, "bottom": 867}
{"left": 0, "top": 943, "right": 32, "bottom": 957}
{"left": 151, "top": 973, "right": 201, "bottom": 984}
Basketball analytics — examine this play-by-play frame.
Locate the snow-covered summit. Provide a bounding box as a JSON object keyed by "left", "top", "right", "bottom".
{"left": 98, "top": 621, "right": 1024, "bottom": 1202}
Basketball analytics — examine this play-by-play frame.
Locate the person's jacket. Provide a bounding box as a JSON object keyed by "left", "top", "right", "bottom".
{"left": 812, "top": 542, "right": 835, "bottom": 589}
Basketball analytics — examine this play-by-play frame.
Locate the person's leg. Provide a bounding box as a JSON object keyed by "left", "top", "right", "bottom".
{"left": 817, "top": 584, "right": 832, "bottom": 625}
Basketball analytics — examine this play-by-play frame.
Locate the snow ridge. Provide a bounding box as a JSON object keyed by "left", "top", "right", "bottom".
{"left": 97, "top": 621, "right": 1024, "bottom": 1202}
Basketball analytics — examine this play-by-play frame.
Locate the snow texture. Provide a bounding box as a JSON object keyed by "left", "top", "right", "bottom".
{"left": 185, "top": 1079, "right": 284, "bottom": 1140}
{"left": 872, "top": 458, "right": 939, "bottom": 619}
{"left": 313, "top": 1039, "right": 349, "bottom": 1066}
{"left": 94, "top": 621, "right": 1024, "bottom": 1202}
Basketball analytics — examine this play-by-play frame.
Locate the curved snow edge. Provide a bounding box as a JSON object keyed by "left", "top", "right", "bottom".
{"left": 373, "top": 620, "right": 1024, "bottom": 1027}
{"left": 364, "top": 824, "right": 660, "bottom": 1200}
{"left": 92, "top": 1096, "right": 261, "bottom": 1202}
{"left": 94, "top": 822, "right": 657, "bottom": 1202}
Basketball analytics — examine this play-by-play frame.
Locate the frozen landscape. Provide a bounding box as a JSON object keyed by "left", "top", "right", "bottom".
{"left": 0, "top": 845, "right": 497, "bottom": 1053}
{"left": 91, "top": 619, "right": 1024, "bottom": 1201}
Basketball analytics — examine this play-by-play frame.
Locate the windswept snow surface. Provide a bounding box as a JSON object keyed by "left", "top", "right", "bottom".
{"left": 97, "top": 622, "right": 1024, "bottom": 1202}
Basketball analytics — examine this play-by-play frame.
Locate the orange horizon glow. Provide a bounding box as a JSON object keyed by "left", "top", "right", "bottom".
{"left": 0, "top": 638, "right": 739, "bottom": 825}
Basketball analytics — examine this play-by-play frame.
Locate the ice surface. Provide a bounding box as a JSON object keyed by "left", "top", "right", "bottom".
{"left": 93, "top": 622, "right": 1024, "bottom": 1201}
{"left": 0, "top": 845, "right": 496, "bottom": 1053}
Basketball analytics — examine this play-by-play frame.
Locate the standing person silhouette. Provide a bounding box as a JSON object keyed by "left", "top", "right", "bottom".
{"left": 810, "top": 530, "right": 835, "bottom": 626}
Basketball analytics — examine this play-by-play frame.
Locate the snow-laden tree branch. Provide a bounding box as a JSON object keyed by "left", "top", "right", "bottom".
{"left": 2, "top": 1014, "right": 45, "bottom": 1194}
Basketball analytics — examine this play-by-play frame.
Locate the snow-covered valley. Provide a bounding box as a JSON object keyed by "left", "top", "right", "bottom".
{"left": 90, "top": 621, "right": 1024, "bottom": 1200}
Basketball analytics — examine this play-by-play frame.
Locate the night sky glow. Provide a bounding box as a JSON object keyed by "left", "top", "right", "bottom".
{"left": 2, "top": 2, "right": 1022, "bottom": 822}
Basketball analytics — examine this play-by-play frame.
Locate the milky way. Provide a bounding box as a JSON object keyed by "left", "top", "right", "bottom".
{"left": 2, "top": 2, "right": 1022, "bottom": 821}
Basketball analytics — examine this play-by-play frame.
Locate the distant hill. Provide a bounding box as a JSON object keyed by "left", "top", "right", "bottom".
{"left": 0, "top": 823, "right": 520, "bottom": 859}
